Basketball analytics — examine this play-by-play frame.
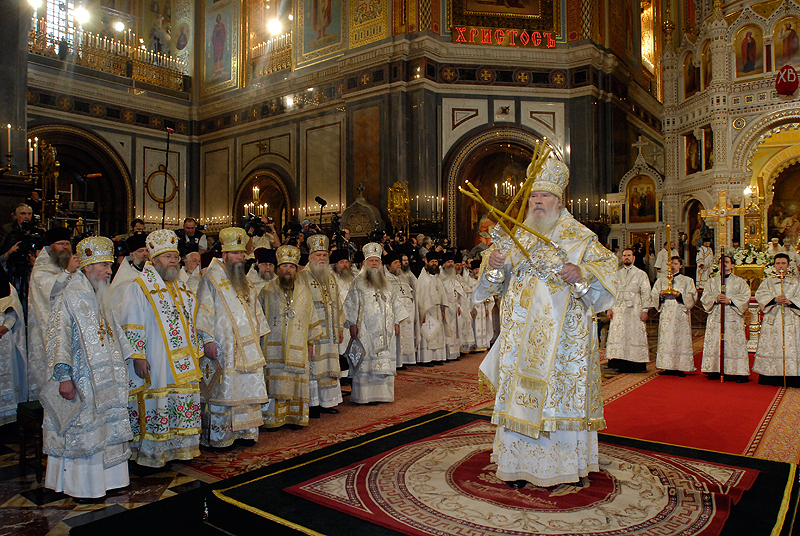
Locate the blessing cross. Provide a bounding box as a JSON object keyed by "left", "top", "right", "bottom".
{"left": 700, "top": 190, "right": 746, "bottom": 250}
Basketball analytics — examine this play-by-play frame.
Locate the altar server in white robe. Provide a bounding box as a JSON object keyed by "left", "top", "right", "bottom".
{"left": 475, "top": 157, "right": 617, "bottom": 488}
{"left": 415, "top": 251, "right": 448, "bottom": 366}
{"left": 651, "top": 256, "right": 697, "bottom": 375}
{"left": 196, "top": 227, "right": 270, "bottom": 447}
{"left": 42, "top": 237, "right": 132, "bottom": 499}
{"left": 440, "top": 252, "right": 467, "bottom": 360}
{"left": 465, "top": 259, "right": 493, "bottom": 352}
{"left": 28, "top": 227, "right": 78, "bottom": 400}
{"left": 385, "top": 252, "right": 417, "bottom": 368}
{"left": 753, "top": 253, "right": 800, "bottom": 387}
{"left": 701, "top": 255, "right": 751, "bottom": 382}
{"left": 179, "top": 251, "right": 203, "bottom": 294}
{"left": 696, "top": 238, "right": 714, "bottom": 291}
{"left": 115, "top": 230, "right": 203, "bottom": 467}
{"left": 0, "top": 269, "right": 27, "bottom": 424}
{"left": 606, "top": 247, "right": 652, "bottom": 373}
{"left": 344, "top": 243, "right": 408, "bottom": 403}
{"left": 654, "top": 241, "right": 679, "bottom": 278}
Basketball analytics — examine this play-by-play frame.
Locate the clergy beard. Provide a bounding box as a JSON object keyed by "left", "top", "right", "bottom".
{"left": 49, "top": 248, "right": 72, "bottom": 270}
{"left": 622, "top": 260, "right": 633, "bottom": 266}
{"left": 524, "top": 205, "right": 561, "bottom": 235}
{"left": 442, "top": 266, "right": 456, "bottom": 279}
{"left": 332, "top": 264, "right": 354, "bottom": 282}
{"left": 279, "top": 271, "right": 296, "bottom": 291}
{"left": 308, "top": 260, "right": 329, "bottom": 282}
{"left": 425, "top": 264, "right": 440, "bottom": 275}
{"left": 259, "top": 271, "right": 275, "bottom": 282}
{"left": 362, "top": 266, "right": 389, "bottom": 290}
{"left": 154, "top": 261, "right": 180, "bottom": 282}
{"left": 224, "top": 260, "right": 250, "bottom": 296}
{"left": 389, "top": 266, "right": 403, "bottom": 276}
{"left": 90, "top": 277, "right": 111, "bottom": 299}
{"left": 401, "top": 264, "right": 411, "bottom": 273}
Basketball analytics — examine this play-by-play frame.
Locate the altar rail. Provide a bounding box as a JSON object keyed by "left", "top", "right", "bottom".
{"left": 28, "top": 21, "right": 186, "bottom": 92}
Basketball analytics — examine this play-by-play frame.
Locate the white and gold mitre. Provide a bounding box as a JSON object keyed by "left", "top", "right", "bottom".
{"left": 362, "top": 242, "right": 382, "bottom": 260}
{"left": 146, "top": 229, "right": 179, "bottom": 258}
{"left": 307, "top": 233, "right": 329, "bottom": 254}
{"left": 78, "top": 236, "right": 114, "bottom": 268}
{"left": 528, "top": 157, "right": 569, "bottom": 199}
{"left": 276, "top": 245, "right": 301, "bottom": 266}
{"left": 219, "top": 227, "right": 247, "bottom": 252}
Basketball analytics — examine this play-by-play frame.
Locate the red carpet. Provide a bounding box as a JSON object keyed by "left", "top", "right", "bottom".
{"left": 285, "top": 420, "right": 757, "bottom": 536}
{"left": 603, "top": 353, "right": 781, "bottom": 454}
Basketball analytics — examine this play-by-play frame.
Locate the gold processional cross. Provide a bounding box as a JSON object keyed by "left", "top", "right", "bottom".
{"left": 700, "top": 191, "right": 746, "bottom": 251}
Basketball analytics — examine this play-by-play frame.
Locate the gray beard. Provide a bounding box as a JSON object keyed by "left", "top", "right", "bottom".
{"left": 443, "top": 266, "right": 456, "bottom": 279}
{"left": 154, "top": 262, "right": 180, "bottom": 282}
{"left": 309, "top": 261, "right": 329, "bottom": 282}
{"left": 333, "top": 265, "right": 354, "bottom": 282}
{"left": 49, "top": 248, "right": 71, "bottom": 270}
{"left": 225, "top": 261, "right": 250, "bottom": 297}
{"left": 362, "top": 266, "right": 388, "bottom": 290}
{"left": 259, "top": 271, "right": 275, "bottom": 282}
{"left": 524, "top": 207, "right": 561, "bottom": 235}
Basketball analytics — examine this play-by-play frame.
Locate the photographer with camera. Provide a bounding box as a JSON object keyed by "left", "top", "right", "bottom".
{"left": 0, "top": 204, "right": 45, "bottom": 317}
{"left": 175, "top": 217, "right": 208, "bottom": 258}
{"left": 244, "top": 215, "right": 280, "bottom": 260}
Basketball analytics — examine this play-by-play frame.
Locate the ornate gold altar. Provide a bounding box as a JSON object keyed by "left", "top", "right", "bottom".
{"left": 387, "top": 181, "right": 410, "bottom": 235}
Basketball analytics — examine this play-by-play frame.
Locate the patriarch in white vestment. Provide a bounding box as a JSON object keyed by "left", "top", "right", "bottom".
{"left": 298, "top": 234, "right": 344, "bottom": 418}
{"left": 115, "top": 230, "right": 203, "bottom": 467}
{"left": 261, "top": 245, "right": 323, "bottom": 428}
{"left": 415, "top": 251, "right": 448, "bottom": 366}
{"left": 701, "top": 255, "right": 751, "bottom": 381}
{"left": 27, "top": 227, "right": 78, "bottom": 400}
{"left": 652, "top": 256, "right": 697, "bottom": 375}
{"left": 42, "top": 237, "right": 132, "bottom": 499}
{"left": 753, "top": 254, "right": 800, "bottom": 387}
{"left": 606, "top": 247, "right": 652, "bottom": 373}
{"left": 344, "top": 243, "right": 408, "bottom": 404}
{"left": 476, "top": 158, "right": 617, "bottom": 488}
{"left": 196, "top": 227, "right": 270, "bottom": 447}
{"left": 384, "top": 252, "right": 417, "bottom": 368}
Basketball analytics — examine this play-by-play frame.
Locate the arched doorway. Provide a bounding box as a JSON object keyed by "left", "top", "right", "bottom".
{"left": 27, "top": 124, "right": 133, "bottom": 237}
{"left": 444, "top": 127, "right": 559, "bottom": 245}
{"left": 234, "top": 168, "right": 292, "bottom": 233}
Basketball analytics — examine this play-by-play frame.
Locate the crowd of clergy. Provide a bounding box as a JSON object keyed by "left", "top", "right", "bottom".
{"left": 607, "top": 243, "right": 800, "bottom": 387}
{"left": 0, "top": 220, "right": 500, "bottom": 500}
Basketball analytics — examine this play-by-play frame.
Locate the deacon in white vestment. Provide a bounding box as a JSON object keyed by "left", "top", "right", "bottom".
{"left": 440, "top": 252, "right": 467, "bottom": 360}
{"left": 606, "top": 248, "right": 652, "bottom": 373}
{"left": 179, "top": 251, "right": 203, "bottom": 294}
{"left": 261, "top": 246, "right": 323, "bottom": 428}
{"left": 196, "top": 228, "right": 270, "bottom": 447}
{"left": 0, "top": 273, "right": 27, "bottom": 424}
{"left": 701, "top": 255, "right": 751, "bottom": 381}
{"left": 652, "top": 257, "right": 697, "bottom": 374}
{"left": 298, "top": 234, "right": 344, "bottom": 417}
{"left": 415, "top": 252, "right": 448, "bottom": 365}
{"left": 465, "top": 259, "right": 493, "bottom": 352}
{"left": 385, "top": 253, "right": 417, "bottom": 368}
{"left": 696, "top": 239, "right": 714, "bottom": 291}
{"left": 42, "top": 237, "right": 132, "bottom": 499}
{"left": 654, "top": 242, "right": 679, "bottom": 278}
{"left": 115, "top": 230, "right": 203, "bottom": 467}
{"left": 476, "top": 158, "right": 617, "bottom": 488}
{"left": 753, "top": 254, "right": 800, "bottom": 387}
{"left": 400, "top": 253, "right": 417, "bottom": 290}
{"left": 27, "top": 228, "right": 78, "bottom": 400}
{"left": 344, "top": 243, "right": 408, "bottom": 403}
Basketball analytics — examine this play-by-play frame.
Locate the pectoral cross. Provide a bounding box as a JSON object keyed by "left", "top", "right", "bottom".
{"left": 97, "top": 319, "right": 113, "bottom": 346}
{"left": 700, "top": 191, "right": 746, "bottom": 250}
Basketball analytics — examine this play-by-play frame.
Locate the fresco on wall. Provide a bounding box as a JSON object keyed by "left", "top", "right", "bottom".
{"left": 702, "top": 41, "right": 712, "bottom": 89}
{"left": 297, "top": 0, "right": 346, "bottom": 67}
{"left": 769, "top": 163, "right": 800, "bottom": 241}
{"left": 350, "top": 0, "right": 388, "bottom": 48}
{"left": 774, "top": 17, "right": 800, "bottom": 69}
{"left": 684, "top": 52, "right": 699, "bottom": 99}
{"left": 735, "top": 25, "right": 763, "bottom": 77}
{"left": 684, "top": 132, "right": 701, "bottom": 176}
{"left": 627, "top": 175, "right": 657, "bottom": 224}
{"left": 202, "top": 0, "right": 239, "bottom": 96}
